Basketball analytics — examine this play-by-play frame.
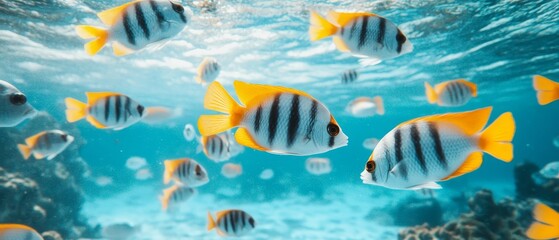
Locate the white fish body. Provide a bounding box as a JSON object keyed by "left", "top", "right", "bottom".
{"left": 346, "top": 96, "right": 384, "bottom": 117}
{"left": 17, "top": 130, "right": 74, "bottom": 160}
{"left": 207, "top": 210, "right": 256, "bottom": 237}
{"left": 0, "top": 80, "right": 36, "bottom": 127}
{"left": 196, "top": 57, "right": 221, "bottom": 84}
{"left": 163, "top": 158, "right": 209, "bottom": 187}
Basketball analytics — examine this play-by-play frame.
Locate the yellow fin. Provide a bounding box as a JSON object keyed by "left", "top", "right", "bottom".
{"left": 207, "top": 212, "right": 216, "bottom": 231}
{"left": 234, "top": 128, "right": 268, "bottom": 151}
{"left": 85, "top": 92, "right": 119, "bottom": 105}
{"left": 399, "top": 107, "right": 493, "bottom": 136}
{"left": 86, "top": 116, "right": 107, "bottom": 129}
{"left": 112, "top": 42, "right": 135, "bottom": 56}
{"left": 75, "top": 25, "right": 108, "bottom": 56}
{"left": 533, "top": 75, "right": 559, "bottom": 105}
{"left": 198, "top": 115, "right": 235, "bottom": 137}
{"left": 327, "top": 11, "right": 377, "bottom": 26}
{"left": 441, "top": 152, "right": 482, "bottom": 181}
{"left": 204, "top": 82, "right": 241, "bottom": 114}
{"left": 32, "top": 152, "right": 45, "bottom": 160}
{"left": 456, "top": 79, "right": 478, "bottom": 97}
{"left": 373, "top": 96, "right": 384, "bottom": 115}
{"left": 25, "top": 131, "right": 46, "bottom": 147}
{"left": 97, "top": 0, "right": 141, "bottom": 26}
{"left": 479, "top": 112, "right": 515, "bottom": 162}
{"left": 424, "top": 82, "right": 438, "bottom": 104}
{"left": 526, "top": 203, "right": 559, "bottom": 239}
{"left": 434, "top": 82, "right": 449, "bottom": 93}
{"left": 163, "top": 159, "right": 186, "bottom": 184}
{"left": 65, "top": 97, "right": 88, "bottom": 123}
{"left": 333, "top": 36, "right": 350, "bottom": 52}
{"left": 17, "top": 144, "right": 32, "bottom": 160}
{"left": 233, "top": 80, "right": 314, "bottom": 106}
{"left": 160, "top": 185, "right": 179, "bottom": 211}
{"left": 309, "top": 11, "right": 338, "bottom": 41}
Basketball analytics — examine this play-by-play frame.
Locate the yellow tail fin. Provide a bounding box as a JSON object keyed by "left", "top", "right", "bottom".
{"left": 65, "top": 98, "right": 87, "bottom": 123}
{"left": 424, "top": 82, "right": 437, "bottom": 104}
{"left": 198, "top": 82, "right": 242, "bottom": 136}
{"left": 309, "top": 11, "right": 338, "bottom": 41}
{"left": 17, "top": 144, "right": 32, "bottom": 160}
{"left": 526, "top": 203, "right": 559, "bottom": 239}
{"left": 207, "top": 212, "right": 216, "bottom": 231}
{"left": 160, "top": 185, "right": 178, "bottom": 211}
{"left": 75, "top": 25, "right": 108, "bottom": 56}
{"left": 533, "top": 75, "right": 559, "bottom": 105}
{"left": 373, "top": 96, "right": 384, "bottom": 115}
{"left": 478, "top": 112, "right": 515, "bottom": 162}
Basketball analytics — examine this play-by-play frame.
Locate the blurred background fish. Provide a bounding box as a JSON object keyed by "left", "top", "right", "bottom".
{"left": 346, "top": 96, "right": 384, "bottom": 117}
{"left": 0, "top": 80, "right": 36, "bottom": 127}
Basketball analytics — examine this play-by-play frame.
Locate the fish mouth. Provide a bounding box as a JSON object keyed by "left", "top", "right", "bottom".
{"left": 25, "top": 108, "right": 37, "bottom": 118}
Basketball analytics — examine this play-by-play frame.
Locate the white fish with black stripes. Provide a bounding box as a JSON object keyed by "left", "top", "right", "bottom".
{"left": 360, "top": 107, "right": 515, "bottom": 190}
{"left": 199, "top": 131, "right": 243, "bottom": 162}
{"left": 75, "top": 0, "right": 192, "bottom": 56}
{"left": 425, "top": 79, "right": 477, "bottom": 106}
{"left": 207, "top": 209, "right": 256, "bottom": 237}
{"left": 163, "top": 158, "right": 209, "bottom": 187}
{"left": 341, "top": 69, "right": 358, "bottom": 84}
{"left": 0, "top": 80, "right": 36, "bottom": 127}
{"left": 198, "top": 80, "right": 348, "bottom": 156}
{"left": 17, "top": 130, "right": 74, "bottom": 160}
{"left": 305, "top": 157, "right": 332, "bottom": 175}
{"left": 309, "top": 11, "right": 413, "bottom": 66}
{"left": 160, "top": 185, "right": 196, "bottom": 211}
{"left": 196, "top": 57, "right": 221, "bottom": 85}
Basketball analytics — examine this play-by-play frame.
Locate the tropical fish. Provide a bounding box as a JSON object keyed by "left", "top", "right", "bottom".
{"left": 102, "top": 223, "right": 140, "bottom": 240}
{"left": 360, "top": 107, "right": 515, "bottom": 190}
{"left": 198, "top": 81, "right": 348, "bottom": 156}
{"left": 425, "top": 79, "right": 477, "bottom": 107}
{"left": 160, "top": 185, "right": 196, "bottom": 210}
{"left": 199, "top": 131, "right": 242, "bottom": 162}
{"left": 526, "top": 203, "right": 559, "bottom": 240}
{"left": 207, "top": 210, "right": 255, "bottom": 237}
{"left": 17, "top": 130, "right": 74, "bottom": 160}
{"left": 0, "top": 80, "right": 36, "bottom": 127}
{"left": 0, "top": 224, "right": 43, "bottom": 240}
{"left": 259, "top": 169, "right": 274, "bottom": 180}
{"left": 65, "top": 92, "right": 161, "bottom": 130}
{"left": 196, "top": 57, "right": 221, "bottom": 85}
{"left": 163, "top": 158, "right": 209, "bottom": 187}
{"left": 135, "top": 168, "right": 153, "bottom": 180}
{"left": 539, "top": 162, "right": 559, "bottom": 179}
{"left": 305, "top": 157, "right": 332, "bottom": 175}
{"left": 346, "top": 96, "right": 384, "bottom": 117}
{"left": 341, "top": 69, "right": 358, "bottom": 84}
{"left": 533, "top": 75, "right": 559, "bottom": 105}
{"left": 75, "top": 0, "right": 192, "bottom": 56}
{"left": 183, "top": 123, "right": 197, "bottom": 141}
{"left": 362, "top": 137, "right": 379, "bottom": 150}
{"left": 126, "top": 156, "right": 147, "bottom": 170}
{"left": 221, "top": 163, "right": 242, "bottom": 179}
{"left": 309, "top": 11, "right": 413, "bottom": 65}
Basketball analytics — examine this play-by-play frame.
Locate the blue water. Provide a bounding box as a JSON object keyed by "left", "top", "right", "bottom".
{"left": 1, "top": 0, "right": 559, "bottom": 239}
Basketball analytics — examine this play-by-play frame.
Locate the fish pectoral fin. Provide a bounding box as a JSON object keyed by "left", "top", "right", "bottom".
{"left": 333, "top": 36, "right": 350, "bottom": 52}
{"left": 441, "top": 152, "right": 483, "bottom": 181}
{"left": 406, "top": 182, "right": 442, "bottom": 190}
{"left": 327, "top": 11, "right": 377, "bottom": 26}
{"left": 97, "top": 0, "right": 142, "bottom": 26}
{"left": 86, "top": 116, "right": 107, "bottom": 129}
{"left": 112, "top": 42, "right": 135, "bottom": 56}
{"left": 234, "top": 128, "right": 267, "bottom": 151}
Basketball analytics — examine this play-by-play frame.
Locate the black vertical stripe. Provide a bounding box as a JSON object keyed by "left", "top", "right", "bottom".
{"left": 410, "top": 123, "right": 428, "bottom": 175}
{"left": 396, "top": 29, "right": 406, "bottom": 53}
{"left": 357, "top": 16, "right": 369, "bottom": 50}
{"left": 268, "top": 94, "right": 281, "bottom": 145}
{"left": 456, "top": 82, "right": 465, "bottom": 101}
{"left": 394, "top": 128, "right": 408, "bottom": 180}
{"left": 104, "top": 97, "right": 110, "bottom": 122}
{"left": 186, "top": 160, "right": 191, "bottom": 178}
{"left": 287, "top": 95, "right": 300, "bottom": 147}
{"left": 447, "top": 83, "right": 457, "bottom": 104}
{"left": 377, "top": 17, "right": 386, "bottom": 45}
{"left": 124, "top": 97, "right": 130, "bottom": 122}
{"left": 328, "top": 136, "right": 335, "bottom": 147}
{"left": 218, "top": 137, "right": 223, "bottom": 156}
{"left": 210, "top": 137, "right": 216, "bottom": 154}
{"left": 254, "top": 106, "right": 262, "bottom": 133}
{"left": 135, "top": 2, "right": 150, "bottom": 39}
{"left": 428, "top": 122, "right": 447, "bottom": 168}
{"left": 149, "top": 0, "right": 165, "bottom": 29}
{"left": 306, "top": 100, "right": 318, "bottom": 139}
{"left": 248, "top": 217, "right": 255, "bottom": 228}
{"left": 230, "top": 211, "right": 237, "bottom": 233}
{"left": 384, "top": 147, "right": 392, "bottom": 182}
{"left": 223, "top": 213, "right": 229, "bottom": 232}
{"left": 115, "top": 95, "right": 121, "bottom": 123}
{"left": 122, "top": 11, "right": 136, "bottom": 45}
{"left": 349, "top": 20, "right": 358, "bottom": 40}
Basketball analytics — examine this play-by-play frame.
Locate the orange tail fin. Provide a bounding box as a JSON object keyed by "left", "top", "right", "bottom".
{"left": 75, "top": 25, "right": 108, "bottom": 56}
{"left": 198, "top": 82, "right": 241, "bottom": 136}
{"left": 533, "top": 75, "right": 559, "bottom": 105}
{"left": 373, "top": 96, "right": 384, "bottom": 115}
{"left": 424, "top": 82, "right": 437, "bottom": 104}
{"left": 17, "top": 144, "right": 32, "bottom": 160}
{"left": 478, "top": 112, "right": 515, "bottom": 162}
{"left": 207, "top": 212, "right": 216, "bottom": 231}
{"left": 526, "top": 203, "right": 559, "bottom": 239}
{"left": 65, "top": 97, "right": 87, "bottom": 123}
{"left": 309, "top": 11, "right": 338, "bottom": 41}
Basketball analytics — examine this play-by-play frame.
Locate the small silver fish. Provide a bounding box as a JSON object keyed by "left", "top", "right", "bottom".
{"left": 305, "top": 157, "right": 332, "bottom": 175}
{"left": 539, "top": 161, "right": 559, "bottom": 179}
{"left": 17, "top": 130, "right": 74, "bottom": 160}
{"left": 345, "top": 96, "right": 384, "bottom": 117}
{"left": 0, "top": 80, "right": 36, "bottom": 127}
{"left": 341, "top": 69, "right": 358, "bottom": 84}
{"left": 196, "top": 57, "right": 221, "bottom": 85}
{"left": 163, "top": 158, "right": 209, "bottom": 187}
{"left": 208, "top": 210, "right": 255, "bottom": 237}
{"left": 160, "top": 185, "right": 196, "bottom": 211}
{"left": 425, "top": 79, "right": 477, "bottom": 106}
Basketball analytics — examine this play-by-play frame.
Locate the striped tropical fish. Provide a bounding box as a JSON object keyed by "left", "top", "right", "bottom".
{"left": 341, "top": 69, "right": 358, "bottom": 84}
{"left": 360, "top": 107, "right": 515, "bottom": 190}
{"left": 310, "top": 11, "right": 413, "bottom": 66}
{"left": 75, "top": 0, "right": 192, "bottom": 56}
{"left": 196, "top": 57, "right": 221, "bottom": 85}
{"left": 199, "top": 131, "right": 243, "bottom": 162}
{"left": 305, "top": 157, "right": 332, "bottom": 175}
{"left": 198, "top": 81, "right": 348, "bottom": 156}
{"left": 207, "top": 210, "right": 255, "bottom": 237}
{"left": 0, "top": 224, "right": 43, "bottom": 240}
{"left": 425, "top": 79, "right": 477, "bottom": 106}
{"left": 346, "top": 96, "right": 384, "bottom": 117}
{"left": 163, "top": 158, "right": 209, "bottom": 187}
{"left": 17, "top": 130, "right": 74, "bottom": 160}
{"left": 160, "top": 185, "right": 196, "bottom": 211}
{"left": 533, "top": 75, "right": 559, "bottom": 105}
{"left": 526, "top": 203, "right": 559, "bottom": 239}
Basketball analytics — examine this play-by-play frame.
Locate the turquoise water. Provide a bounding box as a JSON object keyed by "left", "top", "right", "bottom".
{"left": 1, "top": 0, "right": 559, "bottom": 239}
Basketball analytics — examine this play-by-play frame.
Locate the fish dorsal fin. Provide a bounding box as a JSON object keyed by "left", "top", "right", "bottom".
{"left": 86, "top": 116, "right": 107, "bottom": 129}
{"left": 327, "top": 11, "right": 377, "bottom": 26}
{"left": 441, "top": 152, "right": 483, "bottom": 181}
{"left": 233, "top": 80, "right": 313, "bottom": 106}
{"left": 397, "top": 107, "right": 493, "bottom": 136}
{"left": 113, "top": 42, "right": 135, "bottom": 56}
{"left": 86, "top": 92, "right": 120, "bottom": 105}
{"left": 406, "top": 182, "right": 442, "bottom": 190}
{"left": 97, "top": 0, "right": 141, "bottom": 26}
{"left": 25, "top": 131, "right": 46, "bottom": 146}
{"left": 434, "top": 82, "right": 448, "bottom": 93}
{"left": 333, "top": 36, "right": 350, "bottom": 52}
{"left": 455, "top": 79, "right": 478, "bottom": 97}
{"left": 216, "top": 210, "right": 232, "bottom": 220}
{"left": 235, "top": 128, "right": 268, "bottom": 151}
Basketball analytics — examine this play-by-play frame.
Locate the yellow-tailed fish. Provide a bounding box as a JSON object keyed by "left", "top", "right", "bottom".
{"left": 346, "top": 96, "right": 384, "bottom": 117}
{"left": 309, "top": 11, "right": 413, "bottom": 66}
{"left": 0, "top": 80, "right": 36, "bottom": 127}
{"left": 425, "top": 79, "right": 477, "bottom": 106}
{"left": 198, "top": 81, "right": 348, "bottom": 156}
{"left": 221, "top": 163, "right": 242, "bottom": 179}
{"left": 196, "top": 57, "right": 221, "bottom": 85}
{"left": 65, "top": 92, "right": 162, "bottom": 130}
{"left": 17, "top": 130, "right": 74, "bottom": 160}
{"left": 0, "top": 224, "right": 43, "bottom": 240}
{"left": 526, "top": 203, "right": 559, "bottom": 239}
{"left": 360, "top": 107, "right": 515, "bottom": 190}
{"left": 207, "top": 210, "right": 255, "bottom": 237}
{"left": 533, "top": 75, "right": 559, "bottom": 105}
{"left": 160, "top": 185, "right": 196, "bottom": 211}
{"left": 341, "top": 69, "right": 358, "bottom": 84}
{"left": 163, "top": 158, "right": 209, "bottom": 187}
{"left": 305, "top": 157, "right": 332, "bottom": 175}
{"left": 75, "top": 0, "right": 192, "bottom": 56}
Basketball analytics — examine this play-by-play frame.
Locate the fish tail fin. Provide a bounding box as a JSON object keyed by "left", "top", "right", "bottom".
{"left": 479, "top": 112, "right": 515, "bottom": 162}
{"left": 65, "top": 97, "right": 87, "bottom": 123}
{"left": 160, "top": 186, "right": 176, "bottom": 211}
{"left": 198, "top": 81, "right": 242, "bottom": 136}
{"left": 424, "top": 82, "right": 437, "bottom": 104}
{"left": 17, "top": 144, "right": 31, "bottom": 160}
{"left": 75, "top": 25, "right": 108, "bottom": 56}
{"left": 533, "top": 75, "right": 559, "bottom": 105}
{"left": 207, "top": 212, "right": 216, "bottom": 231}
{"left": 309, "top": 11, "right": 338, "bottom": 41}
{"left": 526, "top": 203, "right": 559, "bottom": 239}
{"left": 373, "top": 96, "right": 384, "bottom": 115}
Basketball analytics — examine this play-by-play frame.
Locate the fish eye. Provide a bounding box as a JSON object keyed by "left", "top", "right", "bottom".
{"left": 172, "top": 3, "right": 184, "bottom": 13}
{"left": 366, "top": 160, "right": 376, "bottom": 173}
{"left": 195, "top": 165, "right": 202, "bottom": 176}
{"left": 137, "top": 105, "right": 145, "bottom": 115}
{"left": 326, "top": 123, "right": 339, "bottom": 137}
{"left": 10, "top": 93, "right": 27, "bottom": 105}
{"left": 61, "top": 134, "right": 68, "bottom": 142}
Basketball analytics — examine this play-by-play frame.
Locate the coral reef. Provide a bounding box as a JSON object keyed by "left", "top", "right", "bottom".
{"left": 392, "top": 197, "right": 443, "bottom": 227}
{"left": 514, "top": 161, "right": 559, "bottom": 202}
{"left": 0, "top": 112, "right": 98, "bottom": 238}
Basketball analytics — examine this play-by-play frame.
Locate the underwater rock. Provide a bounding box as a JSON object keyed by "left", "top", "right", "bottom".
{"left": 392, "top": 197, "right": 443, "bottom": 227}
{"left": 514, "top": 161, "right": 559, "bottom": 202}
